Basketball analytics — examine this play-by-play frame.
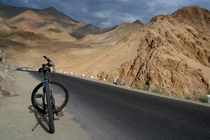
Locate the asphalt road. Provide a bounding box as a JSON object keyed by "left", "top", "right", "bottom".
{"left": 31, "top": 72, "right": 210, "bottom": 140}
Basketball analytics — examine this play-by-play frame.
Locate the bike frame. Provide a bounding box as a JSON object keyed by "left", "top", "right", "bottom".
{"left": 42, "top": 79, "right": 55, "bottom": 110}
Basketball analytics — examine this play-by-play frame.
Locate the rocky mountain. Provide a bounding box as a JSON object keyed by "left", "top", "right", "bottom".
{"left": 80, "top": 21, "right": 143, "bottom": 46}
{"left": 0, "top": 2, "right": 30, "bottom": 19}
{"left": 97, "top": 6, "right": 210, "bottom": 99}
{"left": 70, "top": 24, "right": 117, "bottom": 39}
{"left": 7, "top": 8, "right": 79, "bottom": 32}
{"left": 0, "top": 2, "right": 113, "bottom": 41}
{"left": 172, "top": 6, "right": 210, "bottom": 32}
{"left": 0, "top": 3, "right": 209, "bottom": 101}
{"left": 0, "top": 49, "right": 17, "bottom": 97}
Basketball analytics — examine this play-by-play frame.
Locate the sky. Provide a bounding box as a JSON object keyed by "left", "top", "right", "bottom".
{"left": 0, "top": 0, "right": 210, "bottom": 28}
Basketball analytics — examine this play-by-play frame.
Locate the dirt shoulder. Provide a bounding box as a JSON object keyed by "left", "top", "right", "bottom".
{"left": 0, "top": 71, "right": 92, "bottom": 140}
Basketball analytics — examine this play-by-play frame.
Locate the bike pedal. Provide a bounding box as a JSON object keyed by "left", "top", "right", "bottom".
{"left": 35, "top": 94, "right": 42, "bottom": 98}
{"left": 56, "top": 111, "right": 64, "bottom": 117}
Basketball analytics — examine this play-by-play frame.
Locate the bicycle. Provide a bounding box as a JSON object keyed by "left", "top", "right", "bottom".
{"left": 31, "top": 56, "right": 69, "bottom": 133}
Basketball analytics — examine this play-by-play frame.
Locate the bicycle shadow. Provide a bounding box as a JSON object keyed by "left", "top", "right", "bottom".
{"left": 28, "top": 105, "right": 60, "bottom": 133}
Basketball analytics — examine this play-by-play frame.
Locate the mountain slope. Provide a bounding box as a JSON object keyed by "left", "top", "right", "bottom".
{"left": 6, "top": 9, "right": 78, "bottom": 41}
{"left": 0, "top": 3, "right": 115, "bottom": 41}
{"left": 70, "top": 24, "right": 117, "bottom": 39}
{"left": 7, "top": 10, "right": 44, "bottom": 31}
{"left": 0, "top": 4, "right": 209, "bottom": 100}
{"left": 96, "top": 7, "right": 210, "bottom": 99}
{"left": 7, "top": 9, "right": 80, "bottom": 32}
{"left": 0, "top": 2, "right": 78, "bottom": 26}
{"left": 0, "top": 19, "right": 49, "bottom": 48}
{"left": 80, "top": 21, "right": 143, "bottom": 46}
{"left": 36, "top": 7, "right": 78, "bottom": 25}
{"left": 0, "top": 2, "right": 30, "bottom": 19}
{"left": 172, "top": 6, "right": 210, "bottom": 32}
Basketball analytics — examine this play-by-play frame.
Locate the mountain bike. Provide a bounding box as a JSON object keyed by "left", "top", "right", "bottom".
{"left": 31, "top": 56, "right": 69, "bottom": 133}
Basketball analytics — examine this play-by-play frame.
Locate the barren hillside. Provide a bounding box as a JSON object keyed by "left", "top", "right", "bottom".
{"left": 6, "top": 10, "right": 78, "bottom": 41}
{"left": 0, "top": 3, "right": 113, "bottom": 41}
{"left": 98, "top": 6, "right": 210, "bottom": 99}
{"left": 80, "top": 20, "right": 143, "bottom": 46}
{"left": 172, "top": 6, "right": 210, "bottom": 32}
{"left": 0, "top": 2, "right": 30, "bottom": 19}
{"left": 7, "top": 9, "right": 80, "bottom": 32}
{"left": 0, "top": 4, "right": 209, "bottom": 100}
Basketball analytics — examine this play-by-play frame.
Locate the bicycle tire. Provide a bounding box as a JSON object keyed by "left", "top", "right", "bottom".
{"left": 45, "top": 83, "right": 55, "bottom": 133}
{"left": 31, "top": 81, "right": 69, "bottom": 114}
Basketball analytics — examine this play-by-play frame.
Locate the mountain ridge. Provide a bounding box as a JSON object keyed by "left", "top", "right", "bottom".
{"left": 0, "top": 2, "right": 78, "bottom": 23}
{"left": 0, "top": 4, "right": 209, "bottom": 100}
{"left": 0, "top": 2, "right": 32, "bottom": 19}
{"left": 0, "top": 2, "right": 116, "bottom": 40}
{"left": 171, "top": 5, "right": 210, "bottom": 32}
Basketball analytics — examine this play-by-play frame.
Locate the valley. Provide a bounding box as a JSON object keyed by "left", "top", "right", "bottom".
{"left": 0, "top": 3, "right": 209, "bottom": 100}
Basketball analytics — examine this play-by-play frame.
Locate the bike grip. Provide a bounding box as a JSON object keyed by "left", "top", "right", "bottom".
{"left": 43, "top": 56, "right": 51, "bottom": 62}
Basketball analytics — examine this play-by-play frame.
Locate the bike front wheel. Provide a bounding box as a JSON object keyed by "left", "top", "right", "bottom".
{"left": 45, "top": 83, "right": 55, "bottom": 133}
{"left": 31, "top": 81, "right": 69, "bottom": 114}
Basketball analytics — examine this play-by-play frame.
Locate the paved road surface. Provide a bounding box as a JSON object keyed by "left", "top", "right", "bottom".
{"left": 32, "top": 72, "right": 210, "bottom": 140}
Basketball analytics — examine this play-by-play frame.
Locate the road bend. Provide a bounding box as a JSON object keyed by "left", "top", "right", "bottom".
{"left": 31, "top": 72, "right": 210, "bottom": 140}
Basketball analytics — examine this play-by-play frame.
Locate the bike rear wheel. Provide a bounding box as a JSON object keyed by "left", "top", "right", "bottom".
{"left": 31, "top": 81, "right": 69, "bottom": 114}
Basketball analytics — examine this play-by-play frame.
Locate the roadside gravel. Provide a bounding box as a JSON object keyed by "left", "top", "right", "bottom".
{"left": 0, "top": 71, "right": 92, "bottom": 140}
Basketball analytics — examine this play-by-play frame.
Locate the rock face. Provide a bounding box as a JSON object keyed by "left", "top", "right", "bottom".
{"left": 113, "top": 77, "right": 126, "bottom": 86}
{"left": 0, "top": 50, "right": 6, "bottom": 64}
{"left": 0, "top": 4, "right": 209, "bottom": 100}
{"left": 0, "top": 50, "right": 16, "bottom": 97}
{"left": 171, "top": 6, "right": 210, "bottom": 32}
{"left": 99, "top": 7, "right": 210, "bottom": 99}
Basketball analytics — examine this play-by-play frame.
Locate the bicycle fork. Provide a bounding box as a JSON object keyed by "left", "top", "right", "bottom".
{"left": 42, "top": 80, "right": 55, "bottom": 114}
{"left": 42, "top": 80, "right": 64, "bottom": 116}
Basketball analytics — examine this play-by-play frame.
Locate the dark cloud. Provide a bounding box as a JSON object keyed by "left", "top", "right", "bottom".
{"left": 1, "top": 0, "right": 210, "bottom": 27}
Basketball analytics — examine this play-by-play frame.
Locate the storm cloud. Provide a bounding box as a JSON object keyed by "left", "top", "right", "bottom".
{"left": 1, "top": 0, "right": 210, "bottom": 27}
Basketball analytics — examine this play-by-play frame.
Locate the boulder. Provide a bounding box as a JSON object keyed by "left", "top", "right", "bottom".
{"left": 113, "top": 77, "right": 126, "bottom": 86}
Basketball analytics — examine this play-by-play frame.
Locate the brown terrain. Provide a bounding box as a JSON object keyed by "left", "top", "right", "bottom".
{"left": 0, "top": 3, "right": 209, "bottom": 101}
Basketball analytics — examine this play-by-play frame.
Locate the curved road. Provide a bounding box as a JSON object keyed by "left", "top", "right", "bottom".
{"left": 32, "top": 72, "right": 210, "bottom": 140}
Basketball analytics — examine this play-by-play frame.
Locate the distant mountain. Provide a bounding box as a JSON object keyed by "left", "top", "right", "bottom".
{"left": 0, "top": 2, "right": 115, "bottom": 39}
{"left": 37, "top": 7, "right": 78, "bottom": 23}
{"left": 70, "top": 24, "right": 117, "bottom": 39}
{"left": 1, "top": 3, "right": 209, "bottom": 100}
{"left": 0, "top": 2, "right": 31, "bottom": 19}
{"left": 132, "top": 19, "right": 143, "bottom": 24}
{"left": 80, "top": 21, "right": 143, "bottom": 45}
{"left": 0, "top": 2, "right": 78, "bottom": 24}
{"left": 5, "top": 7, "right": 80, "bottom": 33}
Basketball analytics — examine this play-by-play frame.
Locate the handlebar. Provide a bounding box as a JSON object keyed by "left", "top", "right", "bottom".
{"left": 38, "top": 56, "right": 55, "bottom": 74}
{"left": 43, "top": 56, "right": 54, "bottom": 67}
{"left": 43, "top": 56, "right": 52, "bottom": 63}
